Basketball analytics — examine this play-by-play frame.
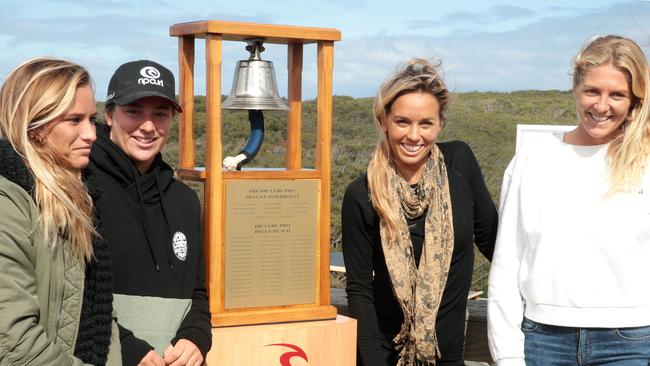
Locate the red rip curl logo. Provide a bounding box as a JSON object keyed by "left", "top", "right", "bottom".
{"left": 265, "top": 343, "right": 308, "bottom": 366}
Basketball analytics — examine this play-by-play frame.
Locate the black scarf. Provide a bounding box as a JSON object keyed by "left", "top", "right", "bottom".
{"left": 0, "top": 140, "right": 113, "bottom": 365}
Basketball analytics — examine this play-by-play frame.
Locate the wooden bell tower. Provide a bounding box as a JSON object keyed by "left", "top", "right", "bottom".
{"left": 169, "top": 20, "right": 341, "bottom": 327}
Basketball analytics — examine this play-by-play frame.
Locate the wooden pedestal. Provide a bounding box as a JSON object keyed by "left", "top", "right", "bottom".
{"left": 206, "top": 315, "right": 357, "bottom": 366}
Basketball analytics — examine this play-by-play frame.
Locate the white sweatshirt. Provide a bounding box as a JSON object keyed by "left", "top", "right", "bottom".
{"left": 487, "top": 133, "right": 650, "bottom": 366}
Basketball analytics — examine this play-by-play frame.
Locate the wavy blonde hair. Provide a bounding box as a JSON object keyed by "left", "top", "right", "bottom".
{"left": 367, "top": 58, "right": 452, "bottom": 240}
{"left": 0, "top": 57, "right": 96, "bottom": 262}
{"left": 572, "top": 35, "right": 650, "bottom": 194}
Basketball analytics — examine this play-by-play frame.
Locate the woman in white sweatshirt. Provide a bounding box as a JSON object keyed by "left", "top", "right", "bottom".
{"left": 488, "top": 35, "right": 650, "bottom": 366}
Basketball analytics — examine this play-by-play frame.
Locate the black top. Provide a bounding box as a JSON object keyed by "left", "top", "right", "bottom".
{"left": 341, "top": 141, "right": 497, "bottom": 366}
{"left": 87, "top": 125, "right": 211, "bottom": 365}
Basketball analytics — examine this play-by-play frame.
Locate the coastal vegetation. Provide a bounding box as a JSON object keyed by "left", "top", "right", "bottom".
{"left": 155, "top": 90, "right": 577, "bottom": 238}
{"left": 100, "top": 90, "right": 578, "bottom": 291}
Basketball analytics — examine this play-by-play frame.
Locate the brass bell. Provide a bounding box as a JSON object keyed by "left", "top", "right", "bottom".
{"left": 222, "top": 39, "right": 290, "bottom": 111}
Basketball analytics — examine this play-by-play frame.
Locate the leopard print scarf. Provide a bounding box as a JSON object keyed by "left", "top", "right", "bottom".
{"left": 380, "top": 145, "right": 454, "bottom": 366}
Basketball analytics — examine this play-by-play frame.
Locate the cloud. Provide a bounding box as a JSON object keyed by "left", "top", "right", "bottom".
{"left": 1, "top": 0, "right": 649, "bottom": 99}
{"left": 332, "top": 1, "right": 650, "bottom": 96}
{"left": 406, "top": 5, "right": 536, "bottom": 33}
{"left": 0, "top": 1, "right": 282, "bottom": 99}
{"left": 490, "top": 5, "right": 537, "bottom": 19}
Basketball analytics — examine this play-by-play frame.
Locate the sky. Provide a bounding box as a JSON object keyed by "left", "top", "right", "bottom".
{"left": 1, "top": 0, "right": 649, "bottom": 99}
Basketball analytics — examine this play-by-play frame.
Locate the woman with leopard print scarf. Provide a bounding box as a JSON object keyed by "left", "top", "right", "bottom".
{"left": 342, "top": 58, "right": 498, "bottom": 366}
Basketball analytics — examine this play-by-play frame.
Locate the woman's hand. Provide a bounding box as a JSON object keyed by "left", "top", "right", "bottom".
{"left": 137, "top": 350, "right": 165, "bottom": 366}
{"left": 163, "top": 339, "right": 204, "bottom": 366}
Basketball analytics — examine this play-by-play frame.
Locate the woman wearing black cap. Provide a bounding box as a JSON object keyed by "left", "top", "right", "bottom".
{"left": 87, "top": 60, "right": 211, "bottom": 366}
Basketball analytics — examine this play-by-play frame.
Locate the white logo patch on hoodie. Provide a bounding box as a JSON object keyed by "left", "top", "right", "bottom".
{"left": 172, "top": 231, "right": 188, "bottom": 261}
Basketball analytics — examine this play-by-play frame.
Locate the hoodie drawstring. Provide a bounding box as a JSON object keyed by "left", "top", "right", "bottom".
{"left": 134, "top": 167, "right": 161, "bottom": 271}
{"left": 155, "top": 174, "right": 175, "bottom": 272}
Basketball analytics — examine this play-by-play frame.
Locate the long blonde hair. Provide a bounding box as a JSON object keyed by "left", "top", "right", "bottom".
{"left": 0, "top": 58, "right": 96, "bottom": 262}
{"left": 572, "top": 35, "right": 650, "bottom": 194}
{"left": 367, "top": 58, "right": 451, "bottom": 239}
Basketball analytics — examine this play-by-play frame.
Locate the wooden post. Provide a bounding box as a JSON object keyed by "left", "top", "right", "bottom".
{"left": 286, "top": 43, "right": 303, "bottom": 170}
{"left": 204, "top": 34, "right": 224, "bottom": 319}
{"left": 178, "top": 36, "right": 195, "bottom": 169}
{"left": 316, "top": 41, "right": 334, "bottom": 306}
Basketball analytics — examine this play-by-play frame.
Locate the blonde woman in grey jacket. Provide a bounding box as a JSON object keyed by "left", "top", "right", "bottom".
{"left": 0, "top": 58, "right": 121, "bottom": 365}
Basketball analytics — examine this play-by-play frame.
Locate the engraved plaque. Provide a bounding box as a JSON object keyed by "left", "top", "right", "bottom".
{"left": 224, "top": 179, "right": 319, "bottom": 309}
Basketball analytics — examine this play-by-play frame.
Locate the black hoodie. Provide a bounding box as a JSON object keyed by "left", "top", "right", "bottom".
{"left": 87, "top": 124, "right": 211, "bottom": 365}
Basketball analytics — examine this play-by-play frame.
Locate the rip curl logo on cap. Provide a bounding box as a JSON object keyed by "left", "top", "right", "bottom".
{"left": 172, "top": 231, "right": 187, "bottom": 261}
{"left": 138, "top": 66, "right": 164, "bottom": 87}
{"left": 140, "top": 66, "right": 161, "bottom": 79}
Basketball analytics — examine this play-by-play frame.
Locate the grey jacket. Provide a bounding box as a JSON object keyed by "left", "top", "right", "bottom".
{"left": 0, "top": 177, "right": 121, "bottom": 365}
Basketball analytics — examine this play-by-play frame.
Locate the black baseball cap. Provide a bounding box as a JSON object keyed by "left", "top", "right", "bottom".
{"left": 105, "top": 60, "right": 182, "bottom": 112}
